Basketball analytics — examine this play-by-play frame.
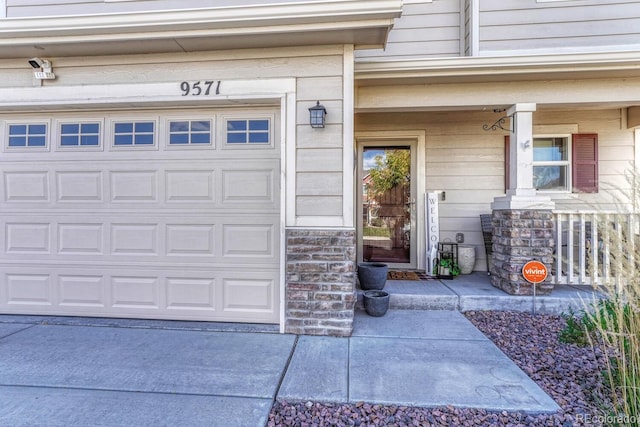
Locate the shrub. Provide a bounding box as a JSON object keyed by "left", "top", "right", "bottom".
{"left": 558, "top": 307, "right": 590, "bottom": 347}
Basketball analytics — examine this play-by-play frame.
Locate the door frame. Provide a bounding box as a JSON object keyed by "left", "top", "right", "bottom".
{"left": 355, "top": 130, "right": 426, "bottom": 270}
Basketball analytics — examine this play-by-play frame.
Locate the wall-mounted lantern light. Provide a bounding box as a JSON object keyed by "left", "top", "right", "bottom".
{"left": 308, "top": 101, "right": 327, "bottom": 128}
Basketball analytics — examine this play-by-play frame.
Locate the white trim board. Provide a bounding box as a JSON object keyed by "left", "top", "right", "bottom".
{"left": 0, "top": 79, "right": 296, "bottom": 112}
{"left": 0, "top": 0, "right": 402, "bottom": 42}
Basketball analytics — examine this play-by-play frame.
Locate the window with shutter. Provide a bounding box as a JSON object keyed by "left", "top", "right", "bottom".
{"left": 503, "top": 133, "right": 599, "bottom": 194}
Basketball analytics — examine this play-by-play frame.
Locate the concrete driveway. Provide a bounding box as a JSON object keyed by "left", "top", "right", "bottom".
{"left": 0, "top": 311, "right": 558, "bottom": 426}
{"left": 0, "top": 320, "right": 293, "bottom": 427}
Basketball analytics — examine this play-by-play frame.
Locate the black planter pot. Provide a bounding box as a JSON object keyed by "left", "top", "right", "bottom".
{"left": 357, "top": 262, "right": 388, "bottom": 290}
{"left": 363, "top": 290, "right": 390, "bottom": 317}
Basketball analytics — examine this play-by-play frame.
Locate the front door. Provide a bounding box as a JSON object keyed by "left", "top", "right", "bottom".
{"left": 357, "top": 142, "right": 417, "bottom": 269}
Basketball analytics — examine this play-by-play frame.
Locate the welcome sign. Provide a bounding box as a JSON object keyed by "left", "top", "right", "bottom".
{"left": 425, "top": 192, "right": 440, "bottom": 275}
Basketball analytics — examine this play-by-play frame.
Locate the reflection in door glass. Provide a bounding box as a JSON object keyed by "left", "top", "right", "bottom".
{"left": 362, "top": 147, "right": 410, "bottom": 264}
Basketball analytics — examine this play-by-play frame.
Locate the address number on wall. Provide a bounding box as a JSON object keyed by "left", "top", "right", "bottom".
{"left": 180, "top": 81, "right": 221, "bottom": 96}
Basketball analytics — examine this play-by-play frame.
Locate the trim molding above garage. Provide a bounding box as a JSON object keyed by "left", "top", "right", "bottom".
{"left": 0, "top": 79, "right": 295, "bottom": 111}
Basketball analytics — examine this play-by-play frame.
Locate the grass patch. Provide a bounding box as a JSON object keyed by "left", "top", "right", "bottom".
{"left": 363, "top": 227, "right": 391, "bottom": 238}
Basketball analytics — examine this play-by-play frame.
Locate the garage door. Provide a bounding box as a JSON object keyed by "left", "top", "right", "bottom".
{"left": 0, "top": 108, "right": 280, "bottom": 323}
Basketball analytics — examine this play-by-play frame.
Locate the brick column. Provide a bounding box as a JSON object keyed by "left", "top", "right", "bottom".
{"left": 285, "top": 229, "right": 356, "bottom": 336}
{"left": 491, "top": 210, "right": 555, "bottom": 295}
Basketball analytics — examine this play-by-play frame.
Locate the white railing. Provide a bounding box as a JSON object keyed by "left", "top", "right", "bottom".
{"left": 553, "top": 211, "right": 639, "bottom": 285}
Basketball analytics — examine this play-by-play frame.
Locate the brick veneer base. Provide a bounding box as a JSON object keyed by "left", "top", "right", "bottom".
{"left": 285, "top": 229, "right": 356, "bottom": 336}
{"left": 490, "top": 210, "right": 555, "bottom": 295}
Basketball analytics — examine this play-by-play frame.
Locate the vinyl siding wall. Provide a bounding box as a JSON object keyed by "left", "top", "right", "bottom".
{"left": 0, "top": 46, "right": 346, "bottom": 224}
{"left": 356, "top": 0, "right": 461, "bottom": 61}
{"left": 354, "top": 0, "right": 640, "bottom": 62}
{"left": 5, "top": 0, "right": 308, "bottom": 17}
{"left": 355, "top": 108, "right": 636, "bottom": 271}
{"left": 480, "top": 0, "right": 640, "bottom": 54}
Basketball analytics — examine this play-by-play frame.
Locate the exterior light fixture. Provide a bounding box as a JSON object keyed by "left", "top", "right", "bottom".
{"left": 28, "top": 57, "right": 56, "bottom": 80}
{"left": 308, "top": 101, "right": 327, "bottom": 128}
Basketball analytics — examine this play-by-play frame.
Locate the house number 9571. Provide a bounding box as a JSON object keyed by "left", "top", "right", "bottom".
{"left": 180, "top": 81, "right": 221, "bottom": 96}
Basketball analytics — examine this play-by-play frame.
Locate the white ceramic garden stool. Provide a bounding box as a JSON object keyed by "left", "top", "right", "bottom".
{"left": 458, "top": 245, "right": 476, "bottom": 274}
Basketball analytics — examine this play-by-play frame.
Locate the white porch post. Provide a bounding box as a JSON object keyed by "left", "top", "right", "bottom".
{"left": 492, "top": 103, "right": 554, "bottom": 210}
{"left": 490, "top": 103, "right": 556, "bottom": 295}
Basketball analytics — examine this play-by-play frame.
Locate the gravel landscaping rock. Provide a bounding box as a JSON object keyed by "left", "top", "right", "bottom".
{"left": 268, "top": 310, "right": 612, "bottom": 426}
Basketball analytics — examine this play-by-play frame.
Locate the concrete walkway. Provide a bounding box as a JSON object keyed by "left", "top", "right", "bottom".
{"left": 0, "top": 308, "right": 560, "bottom": 427}
{"left": 369, "top": 271, "right": 601, "bottom": 314}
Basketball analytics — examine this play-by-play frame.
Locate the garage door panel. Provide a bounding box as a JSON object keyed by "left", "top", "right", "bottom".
{"left": 166, "top": 224, "right": 214, "bottom": 256}
{"left": 58, "top": 224, "right": 104, "bottom": 255}
{"left": 223, "top": 277, "right": 275, "bottom": 313}
{"left": 4, "top": 171, "right": 50, "bottom": 202}
{"left": 166, "top": 277, "right": 216, "bottom": 311}
{"left": 111, "top": 224, "right": 159, "bottom": 255}
{"left": 59, "top": 275, "right": 105, "bottom": 307}
{"left": 165, "top": 170, "right": 215, "bottom": 202}
{"left": 110, "top": 171, "right": 158, "bottom": 202}
{"left": 222, "top": 224, "right": 276, "bottom": 259}
{"left": 222, "top": 168, "right": 275, "bottom": 204}
{"left": 6, "top": 223, "right": 51, "bottom": 254}
{"left": 5, "top": 274, "right": 52, "bottom": 306}
{"left": 0, "top": 267, "right": 279, "bottom": 323}
{"left": 56, "top": 171, "right": 103, "bottom": 202}
{"left": 111, "top": 276, "right": 159, "bottom": 309}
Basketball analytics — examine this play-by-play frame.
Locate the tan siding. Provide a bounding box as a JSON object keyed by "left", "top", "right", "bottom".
{"left": 297, "top": 149, "right": 343, "bottom": 172}
{"left": 296, "top": 125, "right": 343, "bottom": 148}
{"left": 479, "top": 0, "right": 640, "bottom": 54}
{"left": 296, "top": 76, "right": 343, "bottom": 101}
{"left": 355, "top": 0, "right": 461, "bottom": 61}
{"left": 297, "top": 172, "right": 342, "bottom": 195}
{"left": 296, "top": 196, "right": 342, "bottom": 216}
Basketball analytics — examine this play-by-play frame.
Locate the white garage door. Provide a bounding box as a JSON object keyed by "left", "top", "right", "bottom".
{"left": 0, "top": 108, "right": 280, "bottom": 323}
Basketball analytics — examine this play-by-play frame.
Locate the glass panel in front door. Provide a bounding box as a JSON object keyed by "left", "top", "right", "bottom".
{"left": 362, "top": 146, "right": 411, "bottom": 264}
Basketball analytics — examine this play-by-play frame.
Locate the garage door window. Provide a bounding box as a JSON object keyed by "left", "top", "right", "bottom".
{"left": 169, "top": 120, "right": 212, "bottom": 145}
{"left": 113, "top": 121, "right": 155, "bottom": 146}
{"left": 60, "top": 123, "right": 101, "bottom": 147}
{"left": 7, "top": 123, "right": 47, "bottom": 148}
{"left": 226, "top": 119, "right": 270, "bottom": 145}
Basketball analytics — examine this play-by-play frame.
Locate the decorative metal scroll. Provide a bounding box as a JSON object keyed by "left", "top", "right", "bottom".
{"left": 482, "top": 116, "right": 511, "bottom": 132}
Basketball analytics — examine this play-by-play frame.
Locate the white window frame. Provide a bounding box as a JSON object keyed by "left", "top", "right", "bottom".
{"left": 164, "top": 116, "right": 215, "bottom": 150}
{"left": 533, "top": 134, "right": 572, "bottom": 193}
{"left": 220, "top": 113, "right": 275, "bottom": 150}
{"left": 107, "top": 117, "right": 159, "bottom": 151}
{"left": 55, "top": 119, "right": 104, "bottom": 151}
{"left": 3, "top": 120, "right": 50, "bottom": 152}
